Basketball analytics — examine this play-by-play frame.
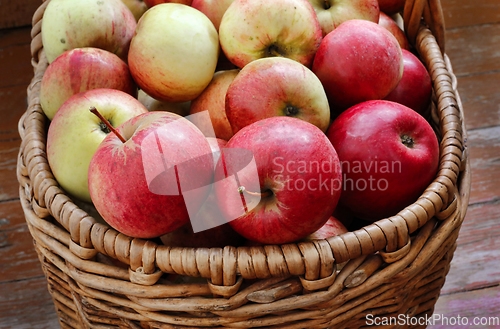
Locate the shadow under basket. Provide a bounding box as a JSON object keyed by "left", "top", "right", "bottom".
{"left": 18, "top": 0, "right": 471, "bottom": 328}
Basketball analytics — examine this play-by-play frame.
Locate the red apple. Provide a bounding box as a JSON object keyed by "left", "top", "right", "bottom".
{"left": 377, "top": 0, "right": 405, "bottom": 15}
{"left": 144, "top": 0, "right": 192, "bottom": 7}
{"left": 384, "top": 49, "right": 432, "bottom": 116}
{"left": 214, "top": 116, "right": 342, "bottom": 245}
{"left": 88, "top": 112, "right": 214, "bottom": 238}
{"left": 192, "top": 0, "right": 235, "bottom": 32}
{"left": 189, "top": 69, "right": 239, "bottom": 141}
{"left": 40, "top": 47, "right": 137, "bottom": 120}
{"left": 304, "top": 216, "right": 348, "bottom": 240}
{"left": 312, "top": 19, "right": 403, "bottom": 116}
{"left": 378, "top": 11, "right": 409, "bottom": 50}
{"left": 327, "top": 100, "right": 439, "bottom": 221}
{"left": 226, "top": 57, "right": 330, "bottom": 134}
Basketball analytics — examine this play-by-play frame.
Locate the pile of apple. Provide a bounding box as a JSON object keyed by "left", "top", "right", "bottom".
{"left": 40, "top": 0, "right": 438, "bottom": 248}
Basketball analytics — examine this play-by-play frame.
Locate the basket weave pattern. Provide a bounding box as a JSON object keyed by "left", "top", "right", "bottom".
{"left": 18, "top": 0, "right": 471, "bottom": 327}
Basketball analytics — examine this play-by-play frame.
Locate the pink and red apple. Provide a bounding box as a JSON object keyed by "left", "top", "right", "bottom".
{"left": 40, "top": 47, "right": 137, "bottom": 120}
{"left": 88, "top": 111, "right": 214, "bottom": 238}
{"left": 377, "top": 0, "right": 405, "bottom": 15}
{"left": 378, "top": 11, "right": 409, "bottom": 50}
{"left": 327, "top": 100, "right": 439, "bottom": 221}
{"left": 304, "top": 216, "right": 348, "bottom": 240}
{"left": 192, "top": 0, "right": 235, "bottom": 31}
{"left": 312, "top": 19, "right": 403, "bottom": 116}
{"left": 385, "top": 49, "right": 432, "bottom": 116}
{"left": 189, "top": 69, "right": 239, "bottom": 141}
{"left": 225, "top": 57, "right": 330, "bottom": 134}
{"left": 214, "top": 116, "right": 342, "bottom": 244}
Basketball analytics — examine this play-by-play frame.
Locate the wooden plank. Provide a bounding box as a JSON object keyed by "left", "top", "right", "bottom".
{"left": 430, "top": 285, "right": 500, "bottom": 328}
{"left": 459, "top": 71, "right": 500, "bottom": 130}
{"left": 446, "top": 23, "right": 500, "bottom": 77}
{"left": 0, "top": 200, "right": 45, "bottom": 283}
{"left": 0, "top": 38, "right": 33, "bottom": 89}
{"left": 439, "top": 203, "right": 500, "bottom": 295}
{"left": 0, "top": 84, "right": 29, "bottom": 140}
{"left": 466, "top": 126, "right": 500, "bottom": 205}
{"left": 0, "top": 140, "right": 21, "bottom": 202}
{"left": 0, "top": 276, "right": 60, "bottom": 329}
{"left": 0, "top": 0, "right": 41, "bottom": 29}
{"left": 442, "top": 0, "right": 500, "bottom": 29}
{"left": 0, "top": 27, "right": 32, "bottom": 49}
{"left": 455, "top": 201, "right": 500, "bottom": 246}
{"left": 0, "top": 200, "right": 26, "bottom": 232}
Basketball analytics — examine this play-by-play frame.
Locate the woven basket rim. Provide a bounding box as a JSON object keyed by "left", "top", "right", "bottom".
{"left": 18, "top": 0, "right": 470, "bottom": 285}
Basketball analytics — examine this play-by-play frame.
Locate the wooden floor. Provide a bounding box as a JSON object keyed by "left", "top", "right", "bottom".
{"left": 0, "top": 1, "right": 499, "bottom": 328}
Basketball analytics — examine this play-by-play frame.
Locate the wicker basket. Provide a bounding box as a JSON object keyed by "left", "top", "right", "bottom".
{"left": 18, "top": 0, "right": 471, "bottom": 327}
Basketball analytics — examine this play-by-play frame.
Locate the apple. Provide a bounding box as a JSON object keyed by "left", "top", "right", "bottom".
{"left": 312, "top": 19, "right": 403, "bottom": 116}
{"left": 377, "top": 0, "right": 405, "bottom": 15}
{"left": 88, "top": 111, "right": 215, "bottom": 238}
{"left": 121, "top": 0, "right": 148, "bottom": 21}
{"left": 189, "top": 69, "right": 239, "bottom": 141}
{"left": 206, "top": 137, "right": 228, "bottom": 166}
{"left": 304, "top": 216, "right": 348, "bottom": 240}
{"left": 160, "top": 137, "right": 244, "bottom": 247}
{"left": 138, "top": 90, "right": 191, "bottom": 116}
{"left": 40, "top": 48, "right": 137, "bottom": 121}
{"left": 47, "top": 89, "right": 148, "bottom": 202}
{"left": 226, "top": 57, "right": 330, "bottom": 135}
{"left": 144, "top": 0, "right": 192, "bottom": 7}
{"left": 378, "top": 11, "right": 409, "bottom": 50}
{"left": 219, "top": 0, "right": 322, "bottom": 68}
{"left": 326, "top": 100, "right": 439, "bottom": 221}
{"left": 128, "top": 4, "right": 219, "bottom": 102}
{"left": 191, "top": 0, "right": 235, "bottom": 31}
{"left": 214, "top": 116, "right": 342, "bottom": 245}
{"left": 384, "top": 49, "right": 432, "bottom": 116}
{"left": 306, "top": 0, "right": 380, "bottom": 36}
{"left": 41, "top": 0, "right": 136, "bottom": 63}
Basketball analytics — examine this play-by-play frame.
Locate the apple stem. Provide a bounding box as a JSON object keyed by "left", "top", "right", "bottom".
{"left": 238, "top": 186, "right": 273, "bottom": 198}
{"left": 90, "top": 106, "right": 126, "bottom": 143}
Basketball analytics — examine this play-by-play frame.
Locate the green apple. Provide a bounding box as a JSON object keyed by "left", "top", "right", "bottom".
{"left": 47, "top": 89, "right": 148, "bottom": 202}
{"left": 218, "top": 0, "right": 323, "bottom": 68}
{"left": 128, "top": 4, "right": 219, "bottom": 102}
{"left": 306, "top": 0, "right": 380, "bottom": 36}
{"left": 41, "top": 0, "right": 136, "bottom": 63}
